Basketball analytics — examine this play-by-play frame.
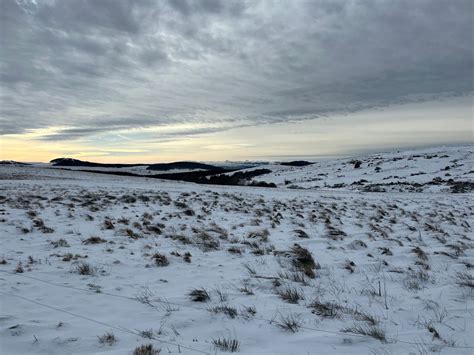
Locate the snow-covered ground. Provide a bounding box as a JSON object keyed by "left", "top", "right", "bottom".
{"left": 245, "top": 145, "right": 474, "bottom": 193}
{"left": 0, "top": 145, "right": 473, "bottom": 355}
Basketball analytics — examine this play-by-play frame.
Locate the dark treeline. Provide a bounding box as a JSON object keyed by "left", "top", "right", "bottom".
{"left": 52, "top": 168, "right": 276, "bottom": 188}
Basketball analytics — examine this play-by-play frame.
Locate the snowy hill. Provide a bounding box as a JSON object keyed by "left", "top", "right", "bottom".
{"left": 245, "top": 145, "right": 474, "bottom": 193}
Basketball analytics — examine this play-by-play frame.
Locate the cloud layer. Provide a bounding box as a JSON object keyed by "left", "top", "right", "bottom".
{"left": 1, "top": 0, "right": 472, "bottom": 141}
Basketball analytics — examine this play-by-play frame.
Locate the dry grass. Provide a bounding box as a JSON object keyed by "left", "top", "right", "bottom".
{"left": 290, "top": 243, "right": 319, "bottom": 278}
{"left": 82, "top": 236, "right": 106, "bottom": 245}
{"left": 342, "top": 324, "right": 386, "bottom": 342}
{"left": 151, "top": 253, "right": 169, "bottom": 267}
{"left": 98, "top": 331, "right": 116, "bottom": 345}
{"left": 189, "top": 288, "right": 211, "bottom": 302}
{"left": 133, "top": 344, "right": 160, "bottom": 355}
{"left": 275, "top": 313, "right": 302, "bottom": 333}
{"left": 212, "top": 337, "right": 240, "bottom": 352}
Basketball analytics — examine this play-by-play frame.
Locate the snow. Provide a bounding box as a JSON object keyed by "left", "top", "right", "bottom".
{"left": 0, "top": 145, "right": 473, "bottom": 354}
{"left": 245, "top": 144, "right": 474, "bottom": 193}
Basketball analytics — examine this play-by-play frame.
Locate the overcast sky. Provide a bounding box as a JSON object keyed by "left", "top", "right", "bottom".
{"left": 0, "top": 0, "right": 472, "bottom": 162}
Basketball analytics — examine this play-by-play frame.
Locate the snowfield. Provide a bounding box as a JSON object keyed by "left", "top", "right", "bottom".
{"left": 0, "top": 146, "right": 473, "bottom": 355}
{"left": 244, "top": 145, "right": 474, "bottom": 193}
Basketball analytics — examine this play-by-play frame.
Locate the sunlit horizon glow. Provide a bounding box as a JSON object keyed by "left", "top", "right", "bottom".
{"left": 1, "top": 1, "right": 472, "bottom": 163}
{"left": 1, "top": 96, "right": 472, "bottom": 163}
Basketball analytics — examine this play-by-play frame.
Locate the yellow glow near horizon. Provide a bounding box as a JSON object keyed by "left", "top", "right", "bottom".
{"left": 1, "top": 97, "right": 472, "bottom": 163}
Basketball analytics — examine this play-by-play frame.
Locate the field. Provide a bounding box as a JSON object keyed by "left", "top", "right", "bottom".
{"left": 0, "top": 146, "right": 473, "bottom": 354}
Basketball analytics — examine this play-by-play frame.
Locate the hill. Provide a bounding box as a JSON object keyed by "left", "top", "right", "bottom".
{"left": 50, "top": 158, "right": 146, "bottom": 168}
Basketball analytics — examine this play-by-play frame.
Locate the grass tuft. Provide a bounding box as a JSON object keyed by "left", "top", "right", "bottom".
{"left": 98, "top": 331, "right": 117, "bottom": 346}
{"left": 189, "top": 288, "right": 211, "bottom": 302}
{"left": 212, "top": 337, "right": 240, "bottom": 352}
{"left": 342, "top": 324, "right": 386, "bottom": 342}
{"left": 133, "top": 344, "right": 160, "bottom": 355}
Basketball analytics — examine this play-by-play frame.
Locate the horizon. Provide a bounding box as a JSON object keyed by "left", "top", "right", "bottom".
{"left": 4, "top": 141, "right": 473, "bottom": 165}
{"left": 1, "top": 1, "right": 473, "bottom": 163}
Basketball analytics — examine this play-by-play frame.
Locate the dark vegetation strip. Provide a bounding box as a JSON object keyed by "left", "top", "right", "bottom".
{"left": 51, "top": 168, "right": 276, "bottom": 187}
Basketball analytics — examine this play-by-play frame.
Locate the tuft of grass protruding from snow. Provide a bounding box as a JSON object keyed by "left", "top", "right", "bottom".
{"left": 275, "top": 313, "right": 302, "bottom": 333}
{"left": 98, "top": 331, "right": 117, "bottom": 346}
{"left": 212, "top": 337, "right": 240, "bottom": 352}
{"left": 342, "top": 324, "right": 386, "bottom": 342}
{"left": 133, "top": 343, "right": 160, "bottom": 355}
{"left": 188, "top": 288, "right": 211, "bottom": 302}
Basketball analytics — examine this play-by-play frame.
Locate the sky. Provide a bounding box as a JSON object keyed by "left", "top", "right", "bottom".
{"left": 0, "top": 0, "right": 473, "bottom": 163}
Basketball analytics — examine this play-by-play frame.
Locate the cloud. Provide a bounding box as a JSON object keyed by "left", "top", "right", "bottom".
{"left": 1, "top": 0, "right": 472, "bottom": 141}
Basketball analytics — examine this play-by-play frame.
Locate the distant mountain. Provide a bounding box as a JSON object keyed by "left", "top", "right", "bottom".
{"left": 147, "top": 161, "right": 222, "bottom": 171}
{"left": 50, "top": 158, "right": 146, "bottom": 168}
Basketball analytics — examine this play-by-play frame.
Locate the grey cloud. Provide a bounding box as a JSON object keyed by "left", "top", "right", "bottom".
{"left": 1, "top": 0, "right": 472, "bottom": 141}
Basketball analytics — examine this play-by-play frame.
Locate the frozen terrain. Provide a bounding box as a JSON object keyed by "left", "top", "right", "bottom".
{"left": 0, "top": 145, "right": 473, "bottom": 355}
{"left": 244, "top": 145, "right": 474, "bottom": 193}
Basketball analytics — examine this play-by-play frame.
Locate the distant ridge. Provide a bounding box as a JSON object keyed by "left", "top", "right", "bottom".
{"left": 280, "top": 160, "right": 313, "bottom": 167}
{"left": 50, "top": 158, "right": 222, "bottom": 171}
{"left": 147, "top": 161, "right": 221, "bottom": 171}
{"left": 0, "top": 160, "right": 30, "bottom": 166}
{"left": 50, "top": 158, "right": 146, "bottom": 168}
